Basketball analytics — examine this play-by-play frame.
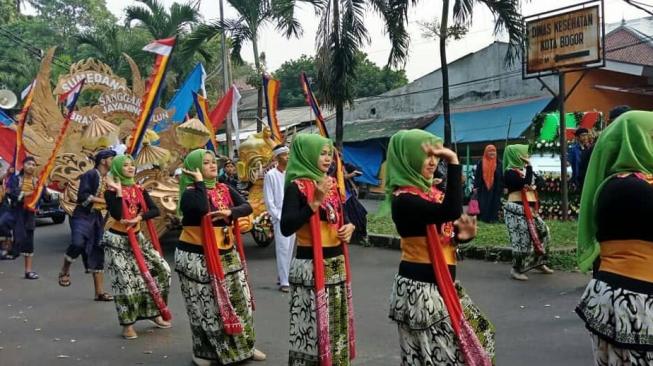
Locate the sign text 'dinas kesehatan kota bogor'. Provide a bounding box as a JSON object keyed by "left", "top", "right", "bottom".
{"left": 526, "top": 5, "right": 601, "bottom": 73}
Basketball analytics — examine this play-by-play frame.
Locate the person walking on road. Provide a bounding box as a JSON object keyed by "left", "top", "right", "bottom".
{"left": 503, "top": 145, "right": 553, "bottom": 281}
{"left": 280, "top": 134, "right": 356, "bottom": 365}
{"left": 263, "top": 144, "right": 295, "bottom": 292}
{"left": 58, "top": 149, "right": 116, "bottom": 301}
{"left": 576, "top": 110, "right": 653, "bottom": 365}
{"left": 103, "top": 155, "right": 171, "bottom": 340}
{"left": 384, "top": 129, "right": 492, "bottom": 365}
{"left": 175, "top": 149, "right": 265, "bottom": 366}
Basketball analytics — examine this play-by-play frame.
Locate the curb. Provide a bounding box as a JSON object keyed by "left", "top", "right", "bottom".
{"left": 363, "top": 233, "right": 577, "bottom": 264}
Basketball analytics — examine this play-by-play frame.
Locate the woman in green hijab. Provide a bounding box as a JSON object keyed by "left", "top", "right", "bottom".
{"left": 502, "top": 144, "right": 553, "bottom": 281}
{"left": 102, "top": 154, "right": 171, "bottom": 340}
{"left": 385, "top": 130, "right": 494, "bottom": 365}
{"left": 280, "top": 134, "right": 356, "bottom": 365}
{"left": 174, "top": 149, "right": 264, "bottom": 366}
{"left": 575, "top": 111, "right": 653, "bottom": 363}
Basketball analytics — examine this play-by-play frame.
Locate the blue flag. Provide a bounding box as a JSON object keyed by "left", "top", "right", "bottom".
{"left": 0, "top": 109, "right": 14, "bottom": 126}
{"left": 155, "top": 63, "right": 205, "bottom": 132}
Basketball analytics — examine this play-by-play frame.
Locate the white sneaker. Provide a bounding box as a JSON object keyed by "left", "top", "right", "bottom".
{"left": 192, "top": 356, "right": 213, "bottom": 366}
{"left": 510, "top": 268, "right": 529, "bottom": 281}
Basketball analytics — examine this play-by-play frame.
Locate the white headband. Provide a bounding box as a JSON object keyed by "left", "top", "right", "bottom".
{"left": 272, "top": 146, "right": 289, "bottom": 157}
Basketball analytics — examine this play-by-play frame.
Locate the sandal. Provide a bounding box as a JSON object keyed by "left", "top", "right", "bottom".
{"left": 25, "top": 272, "right": 39, "bottom": 280}
{"left": 149, "top": 316, "right": 172, "bottom": 329}
{"left": 1, "top": 254, "right": 17, "bottom": 260}
{"left": 58, "top": 272, "right": 71, "bottom": 287}
{"left": 94, "top": 293, "right": 114, "bottom": 302}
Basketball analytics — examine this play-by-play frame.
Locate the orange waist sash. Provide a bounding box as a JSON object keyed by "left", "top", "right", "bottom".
{"left": 401, "top": 236, "right": 456, "bottom": 265}
{"left": 296, "top": 222, "right": 339, "bottom": 247}
{"left": 600, "top": 240, "right": 653, "bottom": 283}
{"left": 180, "top": 225, "right": 234, "bottom": 250}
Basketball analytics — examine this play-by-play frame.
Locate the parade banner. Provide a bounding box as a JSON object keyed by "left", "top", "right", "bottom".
{"left": 14, "top": 80, "right": 35, "bottom": 170}
{"left": 192, "top": 92, "right": 218, "bottom": 153}
{"left": 128, "top": 37, "right": 176, "bottom": 157}
{"left": 25, "top": 79, "right": 85, "bottom": 212}
{"left": 300, "top": 72, "right": 329, "bottom": 138}
{"left": 262, "top": 75, "right": 283, "bottom": 143}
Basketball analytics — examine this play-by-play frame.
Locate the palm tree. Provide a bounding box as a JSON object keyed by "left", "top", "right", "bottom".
{"left": 184, "top": 0, "right": 322, "bottom": 132}
{"left": 124, "top": 0, "right": 206, "bottom": 87}
{"left": 315, "top": 0, "right": 411, "bottom": 150}
{"left": 76, "top": 24, "right": 151, "bottom": 81}
{"left": 415, "top": 0, "right": 523, "bottom": 147}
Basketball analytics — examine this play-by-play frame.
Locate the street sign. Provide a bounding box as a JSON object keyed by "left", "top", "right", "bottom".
{"left": 523, "top": 1, "right": 605, "bottom": 79}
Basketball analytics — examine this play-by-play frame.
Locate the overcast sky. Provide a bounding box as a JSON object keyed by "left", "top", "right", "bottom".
{"left": 105, "top": 0, "right": 649, "bottom": 81}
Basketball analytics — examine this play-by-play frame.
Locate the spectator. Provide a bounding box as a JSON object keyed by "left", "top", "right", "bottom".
{"left": 473, "top": 145, "right": 503, "bottom": 223}
{"left": 569, "top": 128, "right": 590, "bottom": 187}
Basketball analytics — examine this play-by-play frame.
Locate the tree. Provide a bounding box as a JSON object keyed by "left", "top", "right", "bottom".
{"left": 29, "top": 0, "right": 116, "bottom": 47}
{"left": 1, "top": 0, "right": 18, "bottom": 24}
{"left": 406, "top": 0, "right": 523, "bottom": 147}
{"left": 76, "top": 24, "right": 152, "bottom": 81}
{"left": 272, "top": 52, "right": 408, "bottom": 109}
{"left": 315, "top": 0, "right": 411, "bottom": 149}
{"left": 184, "top": 0, "right": 322, "bottom": 132}
{"left": 124, "top": 0, "right": 207, "bottom": 90}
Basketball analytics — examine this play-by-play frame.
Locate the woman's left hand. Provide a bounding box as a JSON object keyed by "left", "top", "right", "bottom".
{"left": 454, "top": 214, "right": 477, "bottom": 242}
{"left": 337, "top": 223, "right": 356, "bottom": 243}
{"left": 210, "top": 209, "right": 232, "bottom": 220}
{"left": 120, "top": 215, "right": 142, "bottom": 227}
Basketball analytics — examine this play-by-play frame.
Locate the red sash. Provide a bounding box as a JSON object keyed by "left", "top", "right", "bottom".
{"left": 120, "top": 185, "right": 171, "bottom": 321}
{"left": 395, "top": 186, "right": 491, "bottom": 366}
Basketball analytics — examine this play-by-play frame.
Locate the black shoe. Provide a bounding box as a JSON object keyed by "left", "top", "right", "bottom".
{"left": 1, "top": 254, "right": 18, "bottom": 260}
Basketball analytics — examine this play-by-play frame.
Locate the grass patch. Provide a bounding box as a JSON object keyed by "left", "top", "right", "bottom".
{"left": 368, "top": 214, "right": 578, "bottom": 249}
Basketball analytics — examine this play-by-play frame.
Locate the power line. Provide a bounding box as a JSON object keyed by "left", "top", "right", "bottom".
{"left": 0, "top": 26, "right": 71, "bottom": 70}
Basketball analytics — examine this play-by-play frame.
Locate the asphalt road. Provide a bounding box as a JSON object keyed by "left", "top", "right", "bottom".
{"left": 0, "top": 218, "right": 594, "bottom": 366}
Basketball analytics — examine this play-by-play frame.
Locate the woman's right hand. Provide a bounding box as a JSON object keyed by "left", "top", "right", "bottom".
{"left": 310, "top": 178, "right": 332, "bottom": 211}
{"left": 422, "top": 143, "right": 459, "bottom": 164}
{"left": 519, "top": 156, "right": 531, "bottom": 166}
{"left": 182, "top": 168, "right": 203, "bottom": 183}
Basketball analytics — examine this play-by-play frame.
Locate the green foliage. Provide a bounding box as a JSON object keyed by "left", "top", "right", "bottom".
{"left": 0, "top": 0, "right": 18, "bottom": 25}
{"left": 272, "top": 52, "right": 407, "bottom": 109}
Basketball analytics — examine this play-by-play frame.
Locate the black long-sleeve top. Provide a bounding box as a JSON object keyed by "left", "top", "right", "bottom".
{"left": 503, "top": 166, "right": 534, "bottom": 194}
{"left": 179, "top": 182, "right": 252, "bottom": 227}
{"left": 280, "top": 182, "right": 350, "bottom": 238}
{"left": 594, "top": 174, "right": 653, "bottom": 291}
{"left": 104, "top": 189, "right": 160, "bottom": 222}
{"left": 596, "top": 175, "right": 653, "bottom": 243}
{"left": 391, "top": 164, "right": 463, "bottom": 237}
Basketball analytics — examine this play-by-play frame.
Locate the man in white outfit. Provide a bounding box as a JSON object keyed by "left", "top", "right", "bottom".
{"left": 263, "top": 144, "right": 295, "bottom": 292}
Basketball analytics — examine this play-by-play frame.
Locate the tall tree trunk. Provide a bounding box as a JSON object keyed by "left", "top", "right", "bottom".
{"left": 333, "top": 0, "right": 343, "bottom": 149}
{"left": 252, "top": 36, "right": 263, "bottom": 132}
{"left": 440, "top": 0, "right": 452, "bottom": 148}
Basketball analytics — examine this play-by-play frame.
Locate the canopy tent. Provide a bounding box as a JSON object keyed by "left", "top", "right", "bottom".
{"left": 425, "top": 97, "right": 553, "bottom": 143}
{"left": 342, "top": 139, "right": 386, "bottom": 186}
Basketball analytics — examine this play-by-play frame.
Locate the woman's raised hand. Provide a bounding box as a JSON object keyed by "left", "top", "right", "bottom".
{"left": 182, "top": 168, "right": 203, "bottom": 183}
{"left": 421, "top": 143, "right": 459, "bottom": 164}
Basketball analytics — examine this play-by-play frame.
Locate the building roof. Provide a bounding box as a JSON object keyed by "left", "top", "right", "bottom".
{"left": 326, "top": 113, "right": 439, "bottom": 143}
{"left": 424, "top": 97, "right": 553, "bottom": 144}
{"left": 605, "top": 25, "right": 653, "bottom": 67}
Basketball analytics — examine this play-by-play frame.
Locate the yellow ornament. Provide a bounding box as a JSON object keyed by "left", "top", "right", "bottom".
{"left": 175, "top": 118, "right": 211, "bottom": 149}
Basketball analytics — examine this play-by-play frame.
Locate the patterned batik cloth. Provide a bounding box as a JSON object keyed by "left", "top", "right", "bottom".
{"left": 288, "top": 255, "right": 350, "bottom": 366}
{"left": 175, "top": 247, "right": 255, "bottom": 364}
{"left": 103, "top": 231, "right": 171, "bottom": 326}
{"left": 503, "top": 201, "right": 550, "bottom": 273}
{"left": 389, "top": 275, "right": 496, "bottom": 366}
{"left": 576, "top": 278, "right": 653, "bottom": 366}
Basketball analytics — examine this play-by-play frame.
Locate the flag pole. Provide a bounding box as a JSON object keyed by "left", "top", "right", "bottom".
{"left": 219, "top": 0, "right": 232, "bottom": 158}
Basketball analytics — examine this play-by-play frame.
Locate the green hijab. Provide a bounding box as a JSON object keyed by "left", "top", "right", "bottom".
{"left": 577, "top": 110, "right": 653, "bottom": 271}
{"left": 284, "top": 134, "right": 333, "bottom": 187}
{"left": 385, "top": 129, "right": 442, "bottom": 195}
{"left": 110, "top": 155, "right": 136, "bottom": 186}
{"left": 503, "top": 144, "right": 529, "bottom": 170}
{"left": 178, "top": 149, "right": 217, "bottom": 214}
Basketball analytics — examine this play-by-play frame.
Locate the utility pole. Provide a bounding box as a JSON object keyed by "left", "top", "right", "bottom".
{"left": 558, "top": 72, "right": 569, "bottom": 221}
{"left": 219, "top": 0, "right": 232, "bottom": 158}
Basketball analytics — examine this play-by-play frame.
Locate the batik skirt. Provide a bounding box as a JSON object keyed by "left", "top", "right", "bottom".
{"left": 289, "top": 255, "right": 350, "bottom": 366}
{"left": 103, "top": 230, "right": 171, "bottom": 326}
{"left": 389, "top": 274, "right": 496, "bottom": 366}
{"left": 175, "top": 247, "right": 255, "bottom": 364}
{"left": 576, "top": 278, "right": 653, "bottom": 365}
{"left": 503, "top": 201, "right": 550, "bottom": 273}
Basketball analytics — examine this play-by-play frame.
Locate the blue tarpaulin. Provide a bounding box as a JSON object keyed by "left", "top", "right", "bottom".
{"left": 425, "top": 97, "right": 553, "bottom": 143}
{"left": 343, "top": 139, "right": 385, "bottom": 186}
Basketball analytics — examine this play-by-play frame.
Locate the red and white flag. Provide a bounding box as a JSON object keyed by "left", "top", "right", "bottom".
{"left": 143, "top": 37, "right": 175, "bottom": 56}
{"left": 58, "top": 79, "right": 85, "bottom": 110}
{"left": 231, "top": 86, "right": 242, "bottom": 148}
{"left": 21, "top": 80, "right": 35, "bottom": 101}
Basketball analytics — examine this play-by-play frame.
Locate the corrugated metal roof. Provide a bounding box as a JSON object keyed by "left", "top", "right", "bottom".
{"left": 325, "top": 113, "right": 439, "bottom": 143}
{"left": 424, "top": 97, "right": 553, "bottom": 143}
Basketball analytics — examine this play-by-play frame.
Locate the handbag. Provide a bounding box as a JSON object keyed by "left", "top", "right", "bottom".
{"left": 468, "top": 192, "right": 480, "bottom": 216}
